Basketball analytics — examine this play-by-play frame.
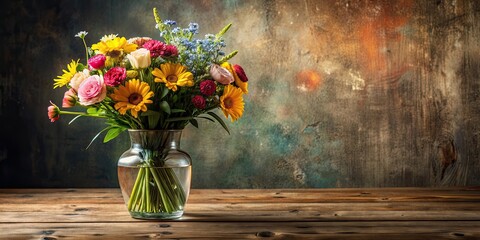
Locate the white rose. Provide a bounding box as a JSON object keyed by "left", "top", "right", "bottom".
{"left": 69, "top": 69, "right": 90, "bottom": 91}
{"left": 127, "top": 48, "right": 151, "bottom": 69}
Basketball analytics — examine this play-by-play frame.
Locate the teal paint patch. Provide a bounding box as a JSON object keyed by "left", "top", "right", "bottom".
{"left": 266, "top": 124, "right": 299, "bottom": 156}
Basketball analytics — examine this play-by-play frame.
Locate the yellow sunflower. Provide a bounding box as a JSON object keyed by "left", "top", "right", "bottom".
{"left": 110, "top": 79, "right": 154, "bottom": 118}
{"left": 91, "top": 37, "right": 137, "bottom": 58}
{"left": 220, "top": 85, "right": 244, "bottom": 122}
{"left": 53, "top": 60, "right": 79, "bottom": 89}
{"left": 152, "top": 63, "right": 194, "bottom": 91}
{"left": 221, "top": 62, "right": 248, "bottom": 94}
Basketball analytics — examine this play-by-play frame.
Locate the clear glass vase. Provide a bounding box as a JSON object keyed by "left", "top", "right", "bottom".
{"left": 117, "top": 129, "right": 192, "bottom": 219}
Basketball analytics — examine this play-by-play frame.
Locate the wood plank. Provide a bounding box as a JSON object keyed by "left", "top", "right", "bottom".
{"left": 2, "top": 209, "right": 479, "bottom": 223}
{"left": 1, "top": 187, "right": 480, "bottom": 204}
{"left": 0, "top": 188, "right": 479, "bottom": 239}
{"left": 3, "top": 201, "right": 480, "bottom": 212}
{"left": 1, "top": 221, "right": 479, "bottom": 240}
{"left": 1, "top": 202, "right": 480, "bottom": 223}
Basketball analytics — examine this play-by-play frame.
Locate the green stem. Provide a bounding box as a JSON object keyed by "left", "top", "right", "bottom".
{"left": 127, "top": 167, "right": 144, "bottom": 211}
{"left": 149, "top": 167, "right": 173, "bottom": 213}
{"left": 145, "top": 168, "right": 151, "bottom": 212}
{"left": 59, "top": 111, "right": 107, "bottom": 118}
{"left": 82, "top": 38, "right": 89, "bottom": 65}
{"left": 127, "top": 160, "right": 187, "bottom": 214}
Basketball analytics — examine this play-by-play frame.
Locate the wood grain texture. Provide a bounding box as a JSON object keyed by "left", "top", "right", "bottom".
{"left": 1, "top": 0, "right": 480, "bottom": 188}
{"left": 0, "top": 188, "right": 479, "bottom": 239}
{"left": 2, "top": 222, "right": 480, "bottom": 240}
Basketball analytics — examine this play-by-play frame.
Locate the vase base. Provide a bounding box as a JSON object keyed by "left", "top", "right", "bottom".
{"left": 129, "top": 210, "right": 184, "bottom": 220}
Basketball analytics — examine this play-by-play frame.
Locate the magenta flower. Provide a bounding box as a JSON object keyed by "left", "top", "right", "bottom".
{"left": 62, "top": 88, "right": 77, "bottom": 108}
{"left": 199, "top": 80, "right": 216, "bottom": 96}
{"left": 88, "top": 54, "right": 106, "bottom": 70}
{"left": 233, "top": 64, "right": 248, "bottom": 82}
{"left": 77, "top": 75, "right": 106, "bottom": 106}
{"left": 192, "top": 95, "right": 206, "bottom": 109}
{"left": 162, "top": 45, "right": 178, "bottom": 57}
{"left": 142, "top": 39, "right": 166, "bottom": 58}
{"left": 47, "top": 101, "right": 60, "bottom": 122}
{"left": 104, "top": 67, "right": 127, "bottom": 87}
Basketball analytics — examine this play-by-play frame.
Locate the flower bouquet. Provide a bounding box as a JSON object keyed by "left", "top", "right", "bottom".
{"left": 48, "top": 8, "right": 248, "bottom": 219}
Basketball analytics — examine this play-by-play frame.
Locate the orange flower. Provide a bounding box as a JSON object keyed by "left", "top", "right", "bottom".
{"left": 220, "top": 85, "right": 244, "bottom": 121}
{"left": 110, "top": 79, "right": 154, "bottom": 118}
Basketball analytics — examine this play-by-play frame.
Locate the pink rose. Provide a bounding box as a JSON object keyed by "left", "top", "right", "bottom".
{"left": 233, "top": 64, "right": 248, "bottom": 82}
{"left": 192, "top": 95, "right": 206, "bottom": 109}
{"left": 142, "top": 39, "right": 165, "bottom": 58}
{"left": 62, "top": 88, "right": 77, "bottom": 108}
{"left": 210, "top": 64, "right": 234, "bottom": 85}
{"left": 104, "top": 67, "right": 126, "bottom": 86}
{"left": 47, "top": 101, "right": 60, "bottom": 122}
{"left": 88, "top": 54, "right": 106, "bottom": 70}
{"left": 162, "top": 45, "right": 178, "bottom": 57}
{"left": 199, "top": 80, "right": 216, "bottom": 96}
{"left": 77, "top": 75, "right": 106, "bottom": 106}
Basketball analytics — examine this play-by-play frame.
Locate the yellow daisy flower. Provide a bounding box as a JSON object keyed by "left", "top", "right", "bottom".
{"left": 110, "top": 79, "right": 154, "bottom": 118}
{"left": 221, "top": 62, "right": 248, "bottom": 94}
{"left": 220, "top": 85, "right": 244, "bottom": 122}
{"left": 91, "top": 37, "right": 137, "bottom": 58}
{"left": 152, "top": 63, "right": 194, "bottom": 91}
{"left": 53, "top": 59, "right": 79, "bottom": 89}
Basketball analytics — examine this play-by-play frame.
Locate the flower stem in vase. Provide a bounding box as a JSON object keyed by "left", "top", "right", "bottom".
{"left": 127, "top": 163, "right": 186, "bottom": 215}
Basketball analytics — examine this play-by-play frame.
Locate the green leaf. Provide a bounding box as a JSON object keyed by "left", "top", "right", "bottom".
{"left": 189, "top": 119, "right": 199, "bottom": 128}
{"left": 86, "top": 126, "right": 112, "bottom": 149}
{"left": 161, "top": 87, "right": 169, "bottom": 99}
{"left": 159, "top": 101, "right": 171, "bottom": 114}
{"left": 148, "top": 112, "right": 160, "bottom": 129}
{"left": 207, "top": 111, "right": 230, "bottom": 135}
{"left": 165, "top": 116, "right": 193, "bottom": 122}
{"left": 141, "top": 110, "right": 161, "bottom": 116}
{"left": 77, "top": 63, "right": 86, "bottom": 72}
{"left": 198, "top": 116, "right": 215, "bottom": 122}
{"left": 171, "top": 109, "right": 186, "bottom": 113}
{"left": 103, "top": 127, "right": 125, "bottom": 143}
{"left": 87, "top": 107, "right": 98, "bottom": 115}
{"left": 68, "top": 115, "right": 83, "bottom": 125}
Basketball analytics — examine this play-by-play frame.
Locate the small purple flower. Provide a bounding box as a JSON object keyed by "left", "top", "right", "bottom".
{"left": 188, "top": 23, "right": 199, "bottom": 34}
{"left": 164, "top": 20, "right": 176, "bottom": 26}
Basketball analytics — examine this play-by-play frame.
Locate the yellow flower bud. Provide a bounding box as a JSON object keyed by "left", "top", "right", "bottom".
{"left": 127, "top": 70, "right": 138, "bottom": 78}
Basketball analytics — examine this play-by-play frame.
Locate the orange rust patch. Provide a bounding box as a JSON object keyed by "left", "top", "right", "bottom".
{"left": 295, "top": 69, "right": 323, "bottom": 92}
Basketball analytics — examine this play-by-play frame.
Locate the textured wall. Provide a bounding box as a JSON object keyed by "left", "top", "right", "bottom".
{"left": 1, "top": 0, "right": 480, "bottom": 188}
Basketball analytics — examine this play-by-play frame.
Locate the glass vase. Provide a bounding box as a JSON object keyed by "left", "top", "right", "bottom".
{"left": 117, "top": 129, "right": 192, "bottom": 219}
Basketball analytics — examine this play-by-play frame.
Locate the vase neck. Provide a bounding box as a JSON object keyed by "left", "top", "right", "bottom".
{"left": 128, "top": 130, "right": 182, "bottom": 150}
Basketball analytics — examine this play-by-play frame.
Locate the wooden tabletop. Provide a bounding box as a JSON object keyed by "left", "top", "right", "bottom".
{"left": 1, "top": 187, "right": 480, "bottom": 239}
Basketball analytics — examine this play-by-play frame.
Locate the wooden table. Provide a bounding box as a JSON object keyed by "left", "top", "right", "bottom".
{"left": 0, "top": 188, "right": 479, "bottom": 239}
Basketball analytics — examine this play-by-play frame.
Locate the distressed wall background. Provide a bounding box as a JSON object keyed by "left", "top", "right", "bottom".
{"left": 1, "top": 0, "right": 479, "bottom": 188}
